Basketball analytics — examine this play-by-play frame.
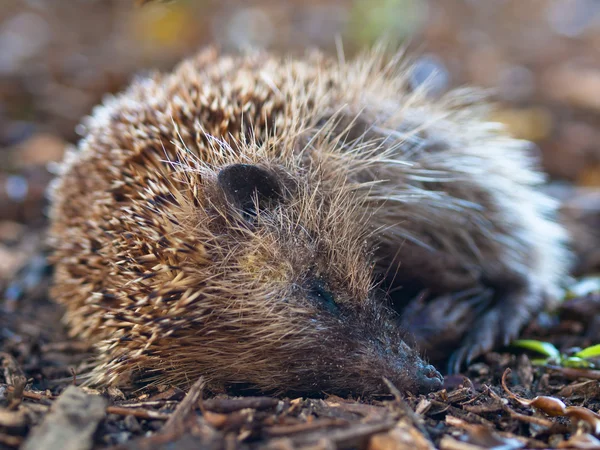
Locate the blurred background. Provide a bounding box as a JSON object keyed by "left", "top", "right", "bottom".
{"left": 1, "top": 0, "right": 600, "bottom": 288}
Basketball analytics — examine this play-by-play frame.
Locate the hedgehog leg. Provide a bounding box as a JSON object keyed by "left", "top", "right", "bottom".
{"left": 447, "top": 277, "right": 545, "bottom": 373}
{"left": 399, "top": 286, "right": 494, "bottom": 362}
{"left": 377, "top": 239, "right": 481, "bottom": 297}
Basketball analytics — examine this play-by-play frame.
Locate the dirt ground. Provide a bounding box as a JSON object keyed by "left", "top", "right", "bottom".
{"left": 1, "top": 1, "right": 600, "bottom": 449}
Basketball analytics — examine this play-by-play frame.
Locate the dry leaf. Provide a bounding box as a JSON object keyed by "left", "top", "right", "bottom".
{"left": 501, "top": 369, "right": 600, "bottom": 434}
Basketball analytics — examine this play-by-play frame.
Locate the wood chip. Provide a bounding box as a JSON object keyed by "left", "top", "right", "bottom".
{"left": 162, "top": 376, "right": 205, "bottom": 436}
{"left": 556, "top": 380, "right": 600, "bottom": 399}
{"left": 369, "top": 418, "right": 435, "bottom": 450}
{"left": 106, "top": 405, "right": 170, "bottom": 421}
{"left": 202, "top": 396, "right": 279, "bottom": 413}
{"left": 1, "top": 353, "right": 27, "bottom": 409}
{"left": 22, "top": 386, "right": 106, "bottom": 450}
{"left": 0, "top": 409, "right": 26, "bottom": 429}
{"left": 265, "top": 419, "right": 349, "bottom": 437}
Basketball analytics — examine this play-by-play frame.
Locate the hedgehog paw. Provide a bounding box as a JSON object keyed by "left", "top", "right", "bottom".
{"left": 447, "top": 286, "right": 543, "bottom": 374}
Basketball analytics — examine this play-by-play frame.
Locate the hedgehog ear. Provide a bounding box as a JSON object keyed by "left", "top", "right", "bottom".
{"left": 217, "top": 164, "right": 282, "bottom": 216}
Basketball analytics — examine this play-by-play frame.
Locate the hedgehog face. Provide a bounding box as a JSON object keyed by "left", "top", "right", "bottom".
{"left": 187, "top": 162, "right": 443, "bottom": 396}
{"left": 51, "top": 151, "right": 441, "bottom": 396}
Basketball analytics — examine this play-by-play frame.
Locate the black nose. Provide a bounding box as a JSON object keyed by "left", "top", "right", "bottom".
{"left": 417, "top": 363, "right": 443, "bottom": 393}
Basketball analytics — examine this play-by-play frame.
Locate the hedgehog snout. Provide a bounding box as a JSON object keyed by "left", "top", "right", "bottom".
{"left": 388, "top": 342, "right": 443, "bottom": 394}
{"left": 414, "top": 362, "right": 444, "bottom": 393}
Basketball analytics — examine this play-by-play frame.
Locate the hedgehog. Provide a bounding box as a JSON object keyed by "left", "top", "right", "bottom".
{"left": 48, "top": 48, "right": 570, "bottom": 396}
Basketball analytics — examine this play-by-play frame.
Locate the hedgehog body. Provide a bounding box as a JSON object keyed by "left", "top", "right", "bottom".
{"left": 49, "top": 49, "right": 569, "bottom": 395}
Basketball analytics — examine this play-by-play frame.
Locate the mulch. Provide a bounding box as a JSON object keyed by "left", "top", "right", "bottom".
{"left": 0, "top": 250, "right": 599, "bottom": 449}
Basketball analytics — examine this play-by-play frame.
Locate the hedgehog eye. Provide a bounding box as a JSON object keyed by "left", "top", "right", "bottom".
{"left": 308, "top": 280, "right": 339, "bottom": 314}
{"left": 217, "top": 164, "right": 281, "bottom": 218}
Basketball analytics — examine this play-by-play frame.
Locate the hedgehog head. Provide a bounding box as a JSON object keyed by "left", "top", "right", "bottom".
{"left": 95, "top": 148, "right": 442, "bottom": 396}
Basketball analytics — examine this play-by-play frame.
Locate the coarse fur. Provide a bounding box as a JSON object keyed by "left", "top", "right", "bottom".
{"left": 49, "top": 47, "right": 570, "bottom": 395}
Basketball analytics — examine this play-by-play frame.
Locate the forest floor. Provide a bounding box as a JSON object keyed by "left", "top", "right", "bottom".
{"left": 0, "top": 246, "right": 599, "bottom": 449}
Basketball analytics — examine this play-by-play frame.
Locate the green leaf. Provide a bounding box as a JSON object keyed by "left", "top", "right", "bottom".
{"left": 562, "top": 356, "right": 594, "bottom": 369}
{"left": 512, "top": 339, "right": 561, "bottom": 359}
{"left": 530, "top": 358, "right": 550, "bottom": 366}
{"left": 573, "top": 344, "right": 600, "bottom": 359}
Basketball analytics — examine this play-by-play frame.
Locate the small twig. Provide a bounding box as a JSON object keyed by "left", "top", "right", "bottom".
{"left": 382, "top": 377, "right": 403, "bottom": 402}
{"left": 459, "top": 387, "right": 485, "bottom": 406}
{"left": 382, "top": 377, "right": 433, "bottom": 444}
{"left": 12, "top": 386, "right": 171, "bottom": 421}
{"left": 116, "top": 400, "right": 180, "bottom": 408}
{"left": 546, "top": 365, "right": 600, "bottom": 381}
{"left": 6, "top": 386, "right": 54, "bottom": 402}
{"left": 202, "top": 397, "right": 279, "bottom": 413}
{"left": 1, "top": 353, "right": 27, "bottom": 410}
{"left": 163, "top": 377, "right": 205, "bottom": 434}
{"left": 106, "top": 406, "right": 170, "bottom": 421}
{"left": 293, "top": 421, "right": 397, "bottom": 448}
{"left": 504, "top": 407, "right": 559, "bottom": 429}
{"left": 265, "top": 419, "right": 349, "bottom": 437}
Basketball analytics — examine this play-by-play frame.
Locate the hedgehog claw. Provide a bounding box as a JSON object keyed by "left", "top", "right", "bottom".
{"left": 448, "top": 286, "right": 545, "bottom": 373}
{"left": 448, "top": 308, "right": 501, "bottom": 373}
{"left": 465, "top": 348, "right": 475, "bottom": 365}
{"left": 447, "top": 347, "right": 465, "bottom": 374}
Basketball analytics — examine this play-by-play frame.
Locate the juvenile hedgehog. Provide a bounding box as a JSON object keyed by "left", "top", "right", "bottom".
{"left": 49, "top": 48, "right": 569, "bottom": 396}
